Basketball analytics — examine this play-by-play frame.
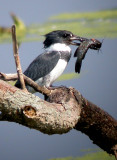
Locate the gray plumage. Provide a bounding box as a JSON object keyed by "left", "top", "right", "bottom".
{"left": 15, "top": 50, "right": 71, "bottom": 92}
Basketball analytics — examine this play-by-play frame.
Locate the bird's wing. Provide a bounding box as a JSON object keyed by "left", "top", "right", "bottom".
{"left": 15, "top": 51, "right": 60, "bottom": 87}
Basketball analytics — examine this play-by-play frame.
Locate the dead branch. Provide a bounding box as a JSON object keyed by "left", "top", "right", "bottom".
{"left": 0, "top": 79, "right": 80, "bottom": 134}
{"left": 0, "top": 72, "right": 51, "bottom": 95}
{"left": 11, "top": 25, "right": 26, "bottom": 90}
{"left": 0, "top": 79, "right": 116, "bottom": 158}
{"left": 0, "top": 72, "right": 18, "bottom": 81}
{"left": 72, "top": 88, "right": 117, "bottom": 157}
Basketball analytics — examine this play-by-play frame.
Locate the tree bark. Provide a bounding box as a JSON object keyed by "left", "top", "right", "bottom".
{"left": 0, "top": 80, "right": 80, "bottom": 134}
{"left": 0, "top": 79, "right": 117, "bottom": 158}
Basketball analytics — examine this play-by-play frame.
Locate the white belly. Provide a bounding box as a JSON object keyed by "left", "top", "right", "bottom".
{"left": 47, "top": 59, "right": 67, "bottom": 86}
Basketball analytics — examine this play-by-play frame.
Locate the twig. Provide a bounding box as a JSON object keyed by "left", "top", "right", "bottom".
{"left": 0, "top": 72, "right": 51, "bottom": 95}
{"left": 23, "top": 74, "right": 51, "bottom": 95}
{"left": 11, "top": 25, "right": 26, "bottom": 91}
{"left": 0, "top": 73, "right": 17, "bottom": 81}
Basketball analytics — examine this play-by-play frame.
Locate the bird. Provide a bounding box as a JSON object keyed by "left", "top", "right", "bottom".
{"left": 15, "top": 30, "right": 79, "bottom": 93}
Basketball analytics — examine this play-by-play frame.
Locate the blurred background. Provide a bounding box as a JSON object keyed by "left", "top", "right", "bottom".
{"left": 0, "top": 0, "right": 117, "bottom": 159}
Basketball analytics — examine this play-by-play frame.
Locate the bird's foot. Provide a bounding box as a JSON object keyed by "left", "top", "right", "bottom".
{"left": 47, "top": 86, "right": 59, "bottom": 90}
{"left": 47, "top": 85, "right": 65, "bottom": 90}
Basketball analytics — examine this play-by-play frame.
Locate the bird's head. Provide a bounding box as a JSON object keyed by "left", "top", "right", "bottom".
{"left": 43, "top": 30, "right": 80, "bottom": 48}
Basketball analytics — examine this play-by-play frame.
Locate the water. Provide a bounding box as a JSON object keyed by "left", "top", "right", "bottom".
{"left": 0, "top": 1, "right": 117, "bottom": 160}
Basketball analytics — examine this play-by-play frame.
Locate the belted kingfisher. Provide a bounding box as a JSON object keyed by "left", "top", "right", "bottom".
{"left": 15, "top": 30, "right": 79, "bottom": 93}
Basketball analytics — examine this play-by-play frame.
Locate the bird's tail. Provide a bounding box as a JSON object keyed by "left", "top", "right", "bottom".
{"left": 15, "top": 80, "right": 21, "bottom": 88}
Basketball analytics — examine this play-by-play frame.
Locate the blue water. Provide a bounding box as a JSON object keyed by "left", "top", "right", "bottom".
{"left": 0, "top": 1, "right": 117, "bottom": 160}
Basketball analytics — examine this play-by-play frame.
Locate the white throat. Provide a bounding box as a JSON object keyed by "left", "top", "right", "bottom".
{"left": 46, "top": 43, "right": 71, "bottom": 52}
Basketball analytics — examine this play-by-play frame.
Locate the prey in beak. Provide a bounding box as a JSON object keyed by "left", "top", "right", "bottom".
{"left": 70, "top": 35, "right": 102, "bottom": 73}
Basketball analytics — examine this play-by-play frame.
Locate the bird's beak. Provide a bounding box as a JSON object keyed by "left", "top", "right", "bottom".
{"left": 70, "top": 35, "right": 102, "bottom": 51}
{"left": 70, "top": 35, "right": 88, "bottom": 46}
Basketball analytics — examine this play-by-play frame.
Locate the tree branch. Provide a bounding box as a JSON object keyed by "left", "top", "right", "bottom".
{"left": 11, "top": 25, "right": 26, "bottom": 91}
{"left": 0, "top": 72, "right": 51, "bottom": 95}
{"left": 0, "top": 79, "right": 80, "bottom": 134}
{"left": 72, "top": 88, "right": 117, "bottom": 157}
{"left": 0, "top": 72, "right": 18, "bottom": 81}
{"left": 0, "top": 80, "right": 116, "bottom": 158}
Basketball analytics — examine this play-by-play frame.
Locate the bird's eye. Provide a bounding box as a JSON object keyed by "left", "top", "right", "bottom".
{"left": 64, "top": 34, "right": 68, "bottom": 37}
{"left": 63, "top": 33, "right": 70, "bottom": 38}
